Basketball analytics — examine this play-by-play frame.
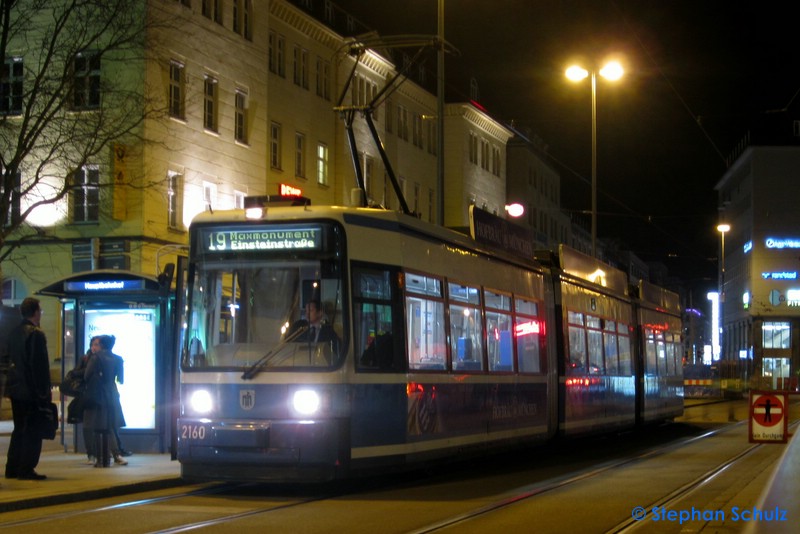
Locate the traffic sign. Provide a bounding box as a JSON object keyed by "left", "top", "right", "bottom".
{"left": 749, "top": 391, "right": 788, "bottom": 443}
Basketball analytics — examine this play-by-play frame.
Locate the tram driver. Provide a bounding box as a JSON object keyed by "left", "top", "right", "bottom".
{"left": 288, "top": 300, "right": 340, "bottom": 364}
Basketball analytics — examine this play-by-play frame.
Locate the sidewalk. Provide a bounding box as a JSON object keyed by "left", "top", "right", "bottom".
{"left": 0, "top": 420, "right": 182, "bottom": 513}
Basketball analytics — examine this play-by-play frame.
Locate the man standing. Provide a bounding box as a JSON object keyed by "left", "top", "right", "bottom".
{"left": 4, "top": 297, "right": 51, "bottom": 480}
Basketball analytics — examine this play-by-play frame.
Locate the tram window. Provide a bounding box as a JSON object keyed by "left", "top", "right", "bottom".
{"left": 484, "top": 289, "right": 511, "bottom": 311}
{"left": 515, "top": 297, "right": 538, "bottom": 316}
{"left": 516, "top": 318, "right": 542, "bottom": 373}
{"left": 604, "top": 321, "right": 619, "bottom": 375}
{"left": 405, "top": 272, "right": 446, "bottom": 371}
{"left": 450, "top": 303, "right": 484, "bottom": 371}
{"left": 587, "top": 316, "right": 604, "bottom": 375}
{"left": 567, "top": 323, "right": 587, "bottom": 374}
{"left": 406, "top": 273, "right": 442, "bottom": 297}
{"left": 353, "top": 265, "right": 401, "bottom": 372}
{"left": 486, "top": 310, "right": 513, "bottom": 372}
{"left": 644, "top": 328, "right": 659, "bottom": 375}
{"left": 448, "top": 282, "right": 481, "bottom": 305}
{"left": 617, "top": 324, "right": 632, "bottom": 375}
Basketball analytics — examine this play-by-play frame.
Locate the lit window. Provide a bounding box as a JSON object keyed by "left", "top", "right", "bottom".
{"left": 203, "top": 75, "right": 218, "bottom": 132}
{"left": 72, "top": 166, "right": 100, "bottom": 223}
{"left": 167, "top": 171, "right": 182, "bottom": 229}
{"left": 316, "top": 143, "right": 328, "bottom": 185}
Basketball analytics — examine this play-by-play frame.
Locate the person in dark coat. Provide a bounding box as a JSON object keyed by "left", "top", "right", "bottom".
{"left": 4, "top": 297, "right": 51, "bottom": 480}
{"left": 106, "top": 335, "right": 130, "bottom": 461}
{"left": 83, "top": 335, "right": 126, "bottom": 468}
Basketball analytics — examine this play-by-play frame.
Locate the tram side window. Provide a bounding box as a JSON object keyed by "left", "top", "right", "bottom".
{"left": 586, "top": 315, "right": 604, "bottom": 374}
{"left": 617, "top": 323, "right": 632, "bottom": 375}
{"left": 567, "top": 311, "right": 587, "bottom": 374}
{"left": 485, "top": 289, "right": 513, "bottom": 372}
{"left": 449, "top": 282, "right": 484, "bottom": 371}
{"left": 604, "top": 320, "right": 619, "bottom": 375}
{"left": 644, "top": 328, "right": 659, "bottom": 375}
{"left": 405, "top": 272, "right": 446, "bottom": 370}
{"left": 353, "top": 264, "right": 402, "bottom": 371}
{"left": 515, "top": 296, "right": 544, "bottom": 373}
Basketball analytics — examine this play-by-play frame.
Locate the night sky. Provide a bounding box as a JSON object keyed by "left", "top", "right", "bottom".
{"left": 330, "top": 1, "right": 800, "bottom": 297}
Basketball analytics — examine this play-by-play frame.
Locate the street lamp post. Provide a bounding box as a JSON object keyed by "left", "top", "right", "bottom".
{"left": 717, "top": 223, "right": 730, "bottom": 360}
{"left": 566, "top": 61, "right": 624, "bottom": 258}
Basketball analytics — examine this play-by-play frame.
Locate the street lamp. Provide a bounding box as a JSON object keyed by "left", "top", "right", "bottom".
{"left": 717, "top": 223, "right": 730, "bottom": 360}
{"left": 566, "top": 61, "right": 624, "bottom": 258}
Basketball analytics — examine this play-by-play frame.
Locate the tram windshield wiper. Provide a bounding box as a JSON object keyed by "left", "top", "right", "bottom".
{"left": 241, "top": 325, "right": 309, "bottom": 380}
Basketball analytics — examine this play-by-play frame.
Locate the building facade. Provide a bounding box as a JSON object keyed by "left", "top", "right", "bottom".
{"left": 716, "top": 145, "right": 800, "bottom": 390}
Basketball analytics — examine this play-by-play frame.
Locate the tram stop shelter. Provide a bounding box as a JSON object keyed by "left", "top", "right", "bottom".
{"left": 38, "top": 269, "right": 177, "bottom": 455}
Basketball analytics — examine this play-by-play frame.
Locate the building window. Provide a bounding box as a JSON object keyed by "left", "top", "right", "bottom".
{"left": 412, "top": 114, "right": 423, "bottom": 148}
{"left": 71, "top": 166, "right": 100, "bottom": 223}
{"left": 763, "top": 322, "right": 791, "bottom": 349}
{"left": 316, "top": 143, "right": 329, "bottom": 185}
{"left": 270, "top": 122, "right": 282, "bottom": 169}
{"left": 1, "top": 167, "right": 21, "bottom": 226}
{"left": 1, "top": 57, "right": 23, "bottom": 116}
{"left": 295, "top": 132, "right": 306, "bottom": 178}
{"left": 169, "top": 61, "right": 185, "bottom": 119}
{"left": 469, "top": 132, "right": 478, "bottom": 164}
{"left": 397, "top": 105, "right": 408, "bottom": 141}
{"left": 72, "top": 51, "right": 101, "bottom": 110}
{"left": 234, "top": 190, "right": 246, "bottom": 209}
{"left": 359, "top": 154, "right": 374, "bottom": 196}
{"left": 269, "top": 31, "right": 285, "bottom": 77}
{"left": 235, "top": 89, "right": 248, "bottom": 143}
{"left": 316, "top": 57, "right": 330, "bottom": 100}
{"left": 492, "top": 146, "right": 501, "bottom": 176}
{"left": 202, "top": 0, "right": 222, "bottom": 23}
{"left": 232, "top": 0, "right": 252, "bottom": 40}
{"left": 293, "top": 46, "right": 309, "bottom": 89}
{"left": 203, "top": 181, "right": 217, "bottom": 212}
{"left": 203, "top": 75, "right": 218, "bottom": 132}
{"left": 385, "top": 97, "right": 393, "bottom": 133}
{"left": 481, "top": 139, "right": 490, "bottom": 171}
{"left": 426, "top": 121, "right": 437, "bottom": 155}
{"left": 324, "top": 1, "right": 334, "bottom": 23}
{"left": 167, "top": 171, "right": 183, "bottom": 229}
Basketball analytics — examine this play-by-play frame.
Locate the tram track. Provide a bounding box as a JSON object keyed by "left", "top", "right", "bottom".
{"left": 405, "top": 418, "right": 798, "bottom": 534}
{"left": 3, "top": 403, "right": 794, "bottom": 533}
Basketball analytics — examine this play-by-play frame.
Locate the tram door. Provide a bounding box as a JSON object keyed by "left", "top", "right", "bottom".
{"left": 83, "top": 306, "right": 158, "bottom": 429}
{"left": 762, "top": 357, "right": 791, "bottom": 390}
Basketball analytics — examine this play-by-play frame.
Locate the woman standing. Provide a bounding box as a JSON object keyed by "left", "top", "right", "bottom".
{"left": 84, "top": 335, "right": 126, "bottom": 467}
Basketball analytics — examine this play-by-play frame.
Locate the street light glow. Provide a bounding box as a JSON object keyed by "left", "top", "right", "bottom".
{"left": 717, "top": 223, "right": 730, "bottom": 234}
{"left": 565, "top": 65, "right": 589, "bottom": 81}
{"left": 599, "top": 61, "right": 624, "bottom": 81}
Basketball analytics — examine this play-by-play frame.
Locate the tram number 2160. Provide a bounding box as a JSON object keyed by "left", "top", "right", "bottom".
{"left": 181, "top": 424, "right": 207, "bottom": 440}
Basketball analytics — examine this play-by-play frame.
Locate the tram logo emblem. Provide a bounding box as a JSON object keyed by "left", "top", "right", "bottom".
{"left": 240, "top": 389, "right": 256, "bottom": 410}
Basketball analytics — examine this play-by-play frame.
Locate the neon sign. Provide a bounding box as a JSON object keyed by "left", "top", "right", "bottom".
{"left": 64, "top": 280, "right": 145, "bottom": 292}
{"left": 280, "top": 183, "right": 302, "bottom": 196}
{"left": 765, "top": 238, "right": 800, "bottom": 249}
{"left": 515, "top": 320, "right": 542, "bottom": 337}
{"left": 761, "top": 271, "right": 798, "bottom": 280}
{"left": 743, "top": 241, "right": 752, "bottom": 253}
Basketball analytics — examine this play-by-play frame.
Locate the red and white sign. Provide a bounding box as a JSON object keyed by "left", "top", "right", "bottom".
{"left": 749, "top": 391, "right": 788, "bottom": 443}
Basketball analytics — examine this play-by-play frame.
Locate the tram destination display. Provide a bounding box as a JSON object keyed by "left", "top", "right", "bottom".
{"left": 198, "top": 224, "right": 323, "bottom": 253}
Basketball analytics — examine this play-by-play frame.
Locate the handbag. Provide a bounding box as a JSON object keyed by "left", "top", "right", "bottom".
{"left": 38, "top": 402, "right": 59, "bottom": 440}
{"left": 59, "top": 369, "right": 86, "bottom": 397}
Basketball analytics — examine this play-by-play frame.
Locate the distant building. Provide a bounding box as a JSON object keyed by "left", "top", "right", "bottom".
{"left": 716, "top": 143, "right": 800, "bottom": 389}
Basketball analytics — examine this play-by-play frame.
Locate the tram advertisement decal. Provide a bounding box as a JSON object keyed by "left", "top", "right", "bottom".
{"left": 749, "top": 391, "right": 788, "bottom": 443}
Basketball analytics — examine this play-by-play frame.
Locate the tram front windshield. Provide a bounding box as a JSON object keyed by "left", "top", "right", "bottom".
{"left": 183, "top": 258, "right": 344, "bottom": 371}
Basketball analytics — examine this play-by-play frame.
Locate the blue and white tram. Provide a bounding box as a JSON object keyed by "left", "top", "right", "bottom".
{"left": 178, "top": 204, "right": 558, "bottom": 481}
{"left": 176, "top": 202, "right": 682, "bottom": 482}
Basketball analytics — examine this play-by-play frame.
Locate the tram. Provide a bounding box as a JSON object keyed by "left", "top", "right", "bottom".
{"left": 176, "top": 199, "right": 683, "bottom": 482}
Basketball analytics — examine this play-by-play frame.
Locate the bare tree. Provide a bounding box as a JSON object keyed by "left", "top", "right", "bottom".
{"left": 0, "top": 0, "right": 165, "bottom": 265}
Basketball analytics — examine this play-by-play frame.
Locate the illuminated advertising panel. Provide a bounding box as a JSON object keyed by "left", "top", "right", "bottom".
{"left": 84, "top": 307, "right": 157, "bottom": 429}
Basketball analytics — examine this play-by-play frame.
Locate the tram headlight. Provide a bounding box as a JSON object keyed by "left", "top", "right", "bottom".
{"left": 189, "top": 389, "right": 214, "bottom": 414}
{"left": 292, "top": 389, "right": 321, "bottom": 416}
